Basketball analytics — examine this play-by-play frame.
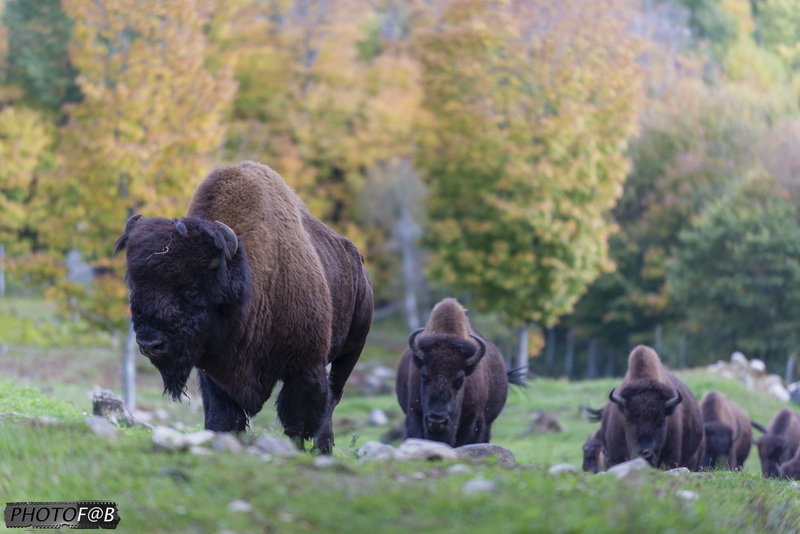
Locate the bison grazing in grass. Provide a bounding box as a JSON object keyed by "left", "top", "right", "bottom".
{"left": 582, "top": 429, "right": 607, "bottom": 473}
{"left": 698, "top": 391, "right": 752, "bottom": 470}
{"left": 115, "top": 161, "right": 373, "bottom": 454}
{"left": 756, "top": 407, "right": 800, "bottom": 478}
{"left": 395, "top": 298, "right": 509, "bottom": 447}
{"left": 602, "top": 345, "right": 705, "bottom": 470}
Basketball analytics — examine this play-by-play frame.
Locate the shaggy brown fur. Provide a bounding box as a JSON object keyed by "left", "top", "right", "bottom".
{"left": 116, "top": 161, "right": 373, "bottom": 454}
{"left": 698, "top": 391, "right": 752, "bottom": 470}
{"left": 395, "top": 298, "right": 509, "bottom": 447}
{"left": 757, "top": 407, "right": 800, "bottom": 478}
{"left": 601, "top": 345, "right": 705, "bottom": 470}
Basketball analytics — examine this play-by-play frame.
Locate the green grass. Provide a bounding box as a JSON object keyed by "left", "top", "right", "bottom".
{"left": 1, "top": 297, "right": 799, "bottom": 532}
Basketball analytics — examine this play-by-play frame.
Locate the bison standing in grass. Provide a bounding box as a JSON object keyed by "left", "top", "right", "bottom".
{"left": 115, "top": 161, "right": 373, "bottom": 454}
{"left": 756, "top": 407, "right": 800, "bottom": 478}
{"left": 698, "top": 391, "right": 753, "bottom": 470}
{"left": 602, "top": 345, "right": 705, "bottom": 470}
{"left": 395, "top": 298, "right": 509, "bottom": 447}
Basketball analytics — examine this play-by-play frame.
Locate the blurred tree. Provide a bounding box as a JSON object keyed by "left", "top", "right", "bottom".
{"left": 46, "top": 0, "right": 236, "bottom": 406}
{"left": 668, "top": 176, "right": 800, "bottom": 365}
{"left": 416, "top": 0, "right": 642, "bottom": 344}
{"left": 1, "top": 0, "right": 81, "bottom": 114}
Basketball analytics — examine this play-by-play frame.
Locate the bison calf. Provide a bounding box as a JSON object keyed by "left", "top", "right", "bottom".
{"left": 395, "top": 298, "right": 509, "bottom": 447}
{"left": 115, "top": 161, "right": 373, "bottom": 454}
{"left": 757, "top": 407, "right": 800, "bottom": 478}
{"left": 698, "top": 391, "right": 753, "bottom": 470}
{"left": 603, "top": 345, "right": 705, "bottom": 470}
{"left": 582, "top": 429, "right": 607, "bottom": 473}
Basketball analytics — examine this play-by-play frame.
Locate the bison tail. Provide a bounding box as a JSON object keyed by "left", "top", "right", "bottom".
{"left": 751, "top": 420, "right": 768, "bottom": 434}
{"left": 507, "top": 366, "right": 528, "bottom": 387}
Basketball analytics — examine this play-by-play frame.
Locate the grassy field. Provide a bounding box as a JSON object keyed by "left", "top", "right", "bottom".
{"left": 1, "top": 298, "right": 799, "bottom": 533}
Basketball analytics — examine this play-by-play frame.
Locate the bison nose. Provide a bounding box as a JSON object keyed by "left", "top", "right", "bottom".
{"left": 136, "top": 332, "right": 167, "bottom": 358}
{"left": 640, "top": 449, "right": 656, "bottom": 464}
{"left": 424, "top": 413, "right": 449, "bottom": 433}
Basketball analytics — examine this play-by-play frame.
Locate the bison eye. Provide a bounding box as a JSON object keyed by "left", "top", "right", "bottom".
{"left": 420, "top": 372, "right": 431, "bottom": 384}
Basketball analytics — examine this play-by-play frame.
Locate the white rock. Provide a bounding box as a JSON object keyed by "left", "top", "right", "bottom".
{"left": 227, "top": 499, "right": 252, "bottom": 513}
{"left": 212, "top": 433, "right": 244, "bottom": 453}
{"left": 606, "top": 458, "right": 652, "bottom": 479}
{"left": 548, "top": 463, "right": 579, "bottom": 475}
{"left": 446, "top": 464, "right": 473, "bottom": 475}
{"left": 312, "top": 456, "right": 339, "bottom": 468}
{"left": 768, "top": 383, "right": 791, "bottom": 403}
{"left": 368, "top": 409, "right": 389, "bottom": 426}
{"left": 152, "top": 425, "right": 185, "bottom": 450}
{"left": 789, "top": 482, "right": 800, "bottom": 489}
{"left": 461, "top": 477, "right": 498, "bottom": 495}
{"left": 676, "top": 489, "right": 699, "bottom": 501}
{"left": 666, "top": 467, "right": 691, "bottom": 477}
{"left": 454, "top": 444, "right": 516, "bottom": 468}
{"left": 397, "top": 438, "right": 458, "bottom": 461}
{"left": 731, "top": 351, "right": 748, "bottom": 368}
{"left": 356, "top": 441, "right": 400, "bottom": 461}
{"left": 252, "top": 435, "right": 298, "bottom": 457}
{"left": 750, "top": 359, "right": 766, "bottom": 374}
{"left": 85, "top": 416, "right": 118, "bottom": 441}
{"left": 183, "top": 430, "right": 215, "bottom": 447}
{"left": 189, "top": 446, "right": 214, "bottom": 456}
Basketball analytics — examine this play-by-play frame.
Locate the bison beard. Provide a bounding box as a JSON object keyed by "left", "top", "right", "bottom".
{"left": 115, "top": 161, "right": 373, "bottom": 453}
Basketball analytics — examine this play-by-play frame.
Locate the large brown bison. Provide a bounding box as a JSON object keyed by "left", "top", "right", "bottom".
{"left": 756, "top": 407, "right": 800, "bottom": 478}
{"left": 602, "top": 345, "right": 705, "bottom": 470}
{"left": 698, "top": 391, "right": 752, "bottom": 470}
{"left": 115, "top": 161, "right": 373, "bottom": 454}
{"left": 395, "top": 298, "right": 508, "bottom": 447}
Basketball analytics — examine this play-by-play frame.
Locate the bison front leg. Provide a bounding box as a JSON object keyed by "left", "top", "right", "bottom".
{"left": 198, "top": 371, "right": 248, "bottom": 432}
{"left": 276, "top": 367, "right": 332, "bottom": 454}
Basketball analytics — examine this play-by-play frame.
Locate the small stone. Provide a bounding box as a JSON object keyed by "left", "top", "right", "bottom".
{"left": 252, "top": 435, "right": 298, "bottom": 457}
{"left": 227, "top": 499, "right": 252, "bottom": 513}
{"left": 312, "top": 456, "right": 339, "bottom": 468}
{"left": 454, "top": 444, "right": 516, "bottom": 468}
{"left": 446, "top": 464, "right": 473, "bottom": 475}
{"left": 606, "top": 458, "right": 652, "bottom": 479}
{"left": 666, "top": 467, "right": 691, "bottom": 477}
{"left": 398, "top": 438, "right": 457, "bottom": 461}
{"left": 461, "top": 477, "right": 498, "bottom": 495}
{"left": 152, "top": 425, "right": 186, "bottom": 450}
{"left": 212, "top": 433, "right": 244, "bottom": 453}
{"left": 368, "top": 408, "right": 389, "bottom": 426}
{"left": 189, "top": 446, "right": 214, "bottom": 456}
{"left": 548, "top": 463, "right": 579, "bottom": 475}
{"left": 676, "top": 489, "right": 699, "bottom": 501}
{"left": 184, "top": 430, "right": 215, "bottom": 447}
{"left": 85, "top": 416, "right": 118, "bottom": 441}
{"left": 357, "top": 441, "right": 400, "bottom": 462}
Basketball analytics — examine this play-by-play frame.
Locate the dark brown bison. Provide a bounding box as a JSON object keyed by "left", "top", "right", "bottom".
{"left": 582, "top": 429, "right": 607, "bottom": 473}
{"left": 756, "top": 407, "right": 800, "bottom": 478}
{"left": 698, "top": 391, "right": 752, "bottom": 470}
{"left": 602, "top": 345, "right": 705, "bottom": 470}
{"left": 780, "top": 448, "right": 800, "bottom": 480}
{"left": 115, "top": 161, "right": 373, "bottom": 454}
{"left": 395, "top": 298, "right": 508, "bottom": 447}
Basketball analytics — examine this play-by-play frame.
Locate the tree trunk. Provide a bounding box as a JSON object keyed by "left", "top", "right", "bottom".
{"left": 679, "top": 334, "right": 687, "bottom": 369}
{"left": 515, "top": 326, "right": 529, "bottom": 378}
{"left": 564, "top": 327, "right": 575, "bottom": 379}
{"left": 122, "top": 320, "right": 137, "bottom": 410}
{"left": 604, "top": 349, "right": 614, "bottom": 377}
{"left": 787, "top": 355, "right": 796, "bottom": 385}
{"left": 587, "top": 338, "right": 598, "bottom": 379}
{"left": 398, "top": 205, "right": 421, "bottom": 330}
{"left": 654, "top": 324, "right": 663, "bottom": 354}
{"left": 544, "top": 327, "right": 555, "bottom": 370}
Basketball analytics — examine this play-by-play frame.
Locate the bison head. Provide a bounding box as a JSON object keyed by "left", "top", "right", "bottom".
{"left": 609, "top": 381, "right": 682, "bottom": 467}
{"left": 409, "top": 328, "right": 486, "bottom": 446}
{"left": 700, "top": 421, "right": 736, "bottom": 469}
{"left": 582, "top": 437, "right": 606, "bottom": 473}
{"left": 115, "top": 215, "right": 251, "bottom": 401}
{"left": 757, "top": 434, "right": 790, "bottom": 478}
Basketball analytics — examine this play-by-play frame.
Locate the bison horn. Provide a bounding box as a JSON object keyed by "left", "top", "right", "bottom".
{"left": 609, "top": 387, "right": 626, "bottom": 407}
{"left": 215, "top": 221, "right": 239, "bottom": 259}
{"left": 114, "top": 214, "right": 142, "bottom": 255}
{"left": 664, "top": 390, "right": 682, "bottom": 410}
{"left": 465, "top": 334, "right": 486, "bottom": 368}
{"left": 408, "top": 328, "right": 426, "bottom": 363}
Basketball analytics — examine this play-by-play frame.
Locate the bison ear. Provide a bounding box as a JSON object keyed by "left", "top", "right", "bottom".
{"left": 664, "top": 389, "right": 682, "bottom": 416}
{"left": 114, "top": 214, "right": 142, "bottom": 255}
{"left": 408, "top": 328, "right": 426, "bottom": 369}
